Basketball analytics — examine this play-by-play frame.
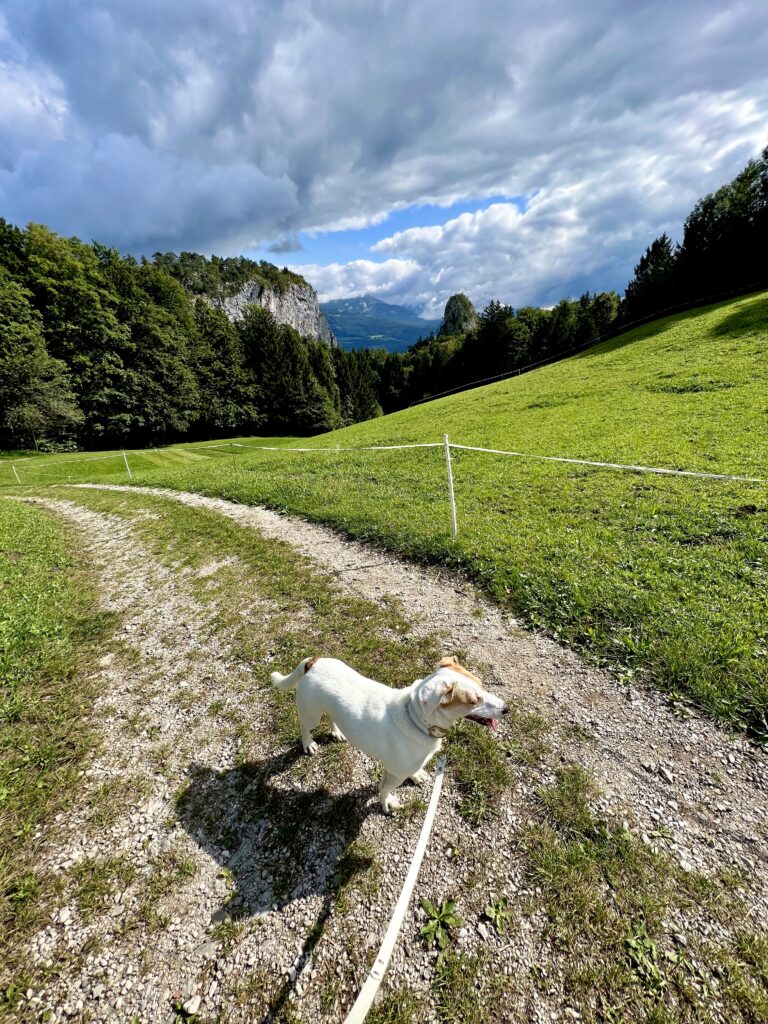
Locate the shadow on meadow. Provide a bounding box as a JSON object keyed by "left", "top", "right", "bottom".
{"left": 710, "top": 292, "right": 768, "bottom": 337}
{"left": 176, "top": 743, "right": 377, "bottom": 1022}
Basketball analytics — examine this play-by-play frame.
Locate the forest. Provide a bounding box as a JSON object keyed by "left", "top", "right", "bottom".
{"left": 0, "top": 146, "right": 766, "bottom": 450}
{"left": 0, "top": 228, "right": 380, "bottom": 448}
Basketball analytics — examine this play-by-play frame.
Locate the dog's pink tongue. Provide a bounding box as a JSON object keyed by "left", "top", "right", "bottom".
{"left": 490, "top": 719, "right": 498, "bottom": 731}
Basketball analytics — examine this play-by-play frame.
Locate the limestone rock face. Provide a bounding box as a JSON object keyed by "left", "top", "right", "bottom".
{"left": 217, "top": 280, "right": 336, "bottom": 347}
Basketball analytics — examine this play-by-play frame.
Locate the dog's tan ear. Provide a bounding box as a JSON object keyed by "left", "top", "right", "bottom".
{"left": 440, "top": 682, "right": 455, "bottom": 704}
{"left": 439, "top": 655, "right": 459, "bottom": 667}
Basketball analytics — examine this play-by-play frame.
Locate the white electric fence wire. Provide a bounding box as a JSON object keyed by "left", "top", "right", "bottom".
{"left": 2, "top": 440, "right": 763, "bottom": 486}
{"left": 447, "top": 444, "right": 765, "bottom": 483}
{"left": 9, "top": 453, "right": 124, "bottom": 469}
{"left": 343, "top": 756, "right": 447, "bottom": 1024}
{"left": 233, "top": 442, "right": 442, "bottom": 452}
{"left": 171, "top": 444, "right": 234, "bottom": 452}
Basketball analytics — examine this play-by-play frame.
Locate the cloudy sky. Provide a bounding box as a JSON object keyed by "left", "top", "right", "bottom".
{"left": 1, "top": 1, "right": 766, "bottom": 316}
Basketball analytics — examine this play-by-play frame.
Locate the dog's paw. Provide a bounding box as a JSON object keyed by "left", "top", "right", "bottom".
{"left": 382, "top": 794, "right": 401, "bottom": 814}
{"left": 303, "top": 741, "right": 319, "bottom": 756}
{"left": 331, "top": 724, "right": 346, "bottom": 742}
{"left": 410, "top": 769, "right": 429, "bottom": 785}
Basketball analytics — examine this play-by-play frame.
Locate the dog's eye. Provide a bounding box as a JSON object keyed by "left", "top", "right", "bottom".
{"left": 472, "top": 695, "right": 480, "bottom": 705}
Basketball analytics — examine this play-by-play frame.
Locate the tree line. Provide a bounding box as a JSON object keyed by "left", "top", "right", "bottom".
{"left": 1, "top": 146, "right": 765, "bottom": 449}
{"left": 0, "top": 224, "right": 380, "bottom": 449}
{"left": 622, "top": 146, "right": 767, "bottom": 321}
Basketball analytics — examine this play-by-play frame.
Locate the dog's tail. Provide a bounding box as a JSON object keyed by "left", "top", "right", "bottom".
{"left": 270, "top": 656, "right": 318, "bottom": 690}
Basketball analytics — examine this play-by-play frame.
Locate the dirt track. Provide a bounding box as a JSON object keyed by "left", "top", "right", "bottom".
{"left": 18, "top": 486, "right": 768, "bottom": 1023}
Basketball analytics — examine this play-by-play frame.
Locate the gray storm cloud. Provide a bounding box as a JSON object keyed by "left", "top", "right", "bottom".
{"left": 0, "top": 0, "right": 766, "bottom": 302}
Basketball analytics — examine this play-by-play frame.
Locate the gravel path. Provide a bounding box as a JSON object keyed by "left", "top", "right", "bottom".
{"left": 76, "top": 485, "right": 768, "bottom": 883}
{"left": 19, "top": 486, "right": 768, "bottom": 1023}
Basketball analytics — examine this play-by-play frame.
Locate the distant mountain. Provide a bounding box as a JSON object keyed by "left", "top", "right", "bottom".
{"left": 321, "top": 295, "right": 441, "bottom": 352}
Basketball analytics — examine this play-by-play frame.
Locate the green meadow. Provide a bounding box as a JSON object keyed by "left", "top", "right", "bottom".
{"left": 3, "top": 290, "right": 767, "bottom": 736}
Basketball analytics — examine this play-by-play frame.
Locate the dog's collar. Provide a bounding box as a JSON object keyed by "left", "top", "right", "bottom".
{"left": 407, "top": 699, "right": 447, "bottom": 739}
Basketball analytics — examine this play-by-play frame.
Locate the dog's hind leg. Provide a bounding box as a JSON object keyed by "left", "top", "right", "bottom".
{"left": 379, "top": 771, "right": 406, "bottom": 814}
{"left": 330, "top": 722, "right": 346, "bottom": 742}
{"left": 296, "top": 687, "right": 323, "bottom": 755}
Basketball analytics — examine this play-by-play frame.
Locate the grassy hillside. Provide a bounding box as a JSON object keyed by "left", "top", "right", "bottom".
{"left": 3, "top": 291, "right": 767, "bottom": 735}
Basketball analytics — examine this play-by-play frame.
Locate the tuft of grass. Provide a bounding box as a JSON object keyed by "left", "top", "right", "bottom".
{"left": 135, "top": 846, "right": 197, "bottom": 932}
{"left": 333, "top": 840, "right": 381, "bottom": 913}
{"left": 501, "top": 707, "right": 551, "bottom": 766}
{"left": 713, "top": 931, "right": 768, "bottom": 1021}
{"left": 88, "top": 776, "right": 152, "bottom": 829}
{"left": 72, "top": 855, "right": 136, "bottom": 920}
{"left": 447, "top": 721, "right": 512, "bottom": 821}
{"left": 432, "top": 950, "right": 494, "bottom": 1024}
{"left": 367, "top": 988, "right": 424, "bottom": 1024}
{"left": 520, "top": 764, "right": 766, "bottom": 1021}
{"left": 0, "top": 498, "right": 118, "bottom": 1009}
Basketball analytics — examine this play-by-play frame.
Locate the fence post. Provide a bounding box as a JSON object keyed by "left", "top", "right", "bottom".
{"left": 443, "top": 434, "right": 458, "bottom": 539}
{"left": 122, "top": 450, "right": 133, "bottom": 480}
{"left": 11, "top": 464, "right": 21, "bottom": 484}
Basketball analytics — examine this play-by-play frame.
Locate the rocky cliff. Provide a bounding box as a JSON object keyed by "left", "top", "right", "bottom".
{"left": 152, "top": 251, "right": 336, "bottom": 346}
{"left": 216, "top": 280, "right": 337, "bottom": 347}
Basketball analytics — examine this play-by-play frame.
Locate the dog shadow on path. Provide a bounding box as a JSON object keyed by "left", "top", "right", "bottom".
{"left": 176, "top": 743, "right": 376, "bottom": 1021}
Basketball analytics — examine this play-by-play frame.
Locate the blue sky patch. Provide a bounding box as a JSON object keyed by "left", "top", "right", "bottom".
{"left": 248, "top": 194, "right": 524, "bottom": 267}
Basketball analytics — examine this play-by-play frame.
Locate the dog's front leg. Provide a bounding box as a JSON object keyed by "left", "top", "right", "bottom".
{"left": 410, "top": 750, "right": 437, "bottom": 785}
{"left": 379, "top": 771, "right": 406, "bottom": 814}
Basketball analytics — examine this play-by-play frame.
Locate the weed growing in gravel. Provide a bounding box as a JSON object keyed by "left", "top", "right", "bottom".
{"left": 483, "top": 896, "right": 513, "bottom": 935}
{"left": 419, "top": 897, "right": 463, "bottom": 952}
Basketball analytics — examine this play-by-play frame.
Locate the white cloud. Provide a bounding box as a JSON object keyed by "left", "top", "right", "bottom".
{"left": 0, "top": 134, "right": 298, "bottom": 253}
{"left": 293, "top": 258, "right": 421, "bottom": 303}
{"left": 0, "top": 0, "right": 766, "bottom": 302}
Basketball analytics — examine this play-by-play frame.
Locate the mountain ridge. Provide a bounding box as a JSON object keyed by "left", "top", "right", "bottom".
{"left": 321, "top": 294, "right": 441, "bottom": 352}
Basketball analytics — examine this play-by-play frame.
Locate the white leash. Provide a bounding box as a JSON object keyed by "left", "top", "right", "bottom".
{"left": 344, "top": 755, "right": 447, "bottom": 1024}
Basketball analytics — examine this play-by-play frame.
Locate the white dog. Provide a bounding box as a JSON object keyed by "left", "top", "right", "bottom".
{"left": 270, "top": 655, "right": 507, "bottom": 813}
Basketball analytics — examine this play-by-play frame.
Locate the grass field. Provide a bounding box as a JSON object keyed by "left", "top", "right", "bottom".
{"left": 0, "top": 499, "right": 116, "bottom": 995}
{"left": 2, "top": 290, "right": 767, "bottom": 736}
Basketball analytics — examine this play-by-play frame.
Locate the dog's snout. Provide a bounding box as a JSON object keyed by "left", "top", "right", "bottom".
{"left": 501, "top": 703, "right": 509, "bottom": 715}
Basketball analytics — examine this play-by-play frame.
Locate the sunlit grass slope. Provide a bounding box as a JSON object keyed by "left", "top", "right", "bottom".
{"left": 4, "top": 291, "right": 768, "bottom": 735}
